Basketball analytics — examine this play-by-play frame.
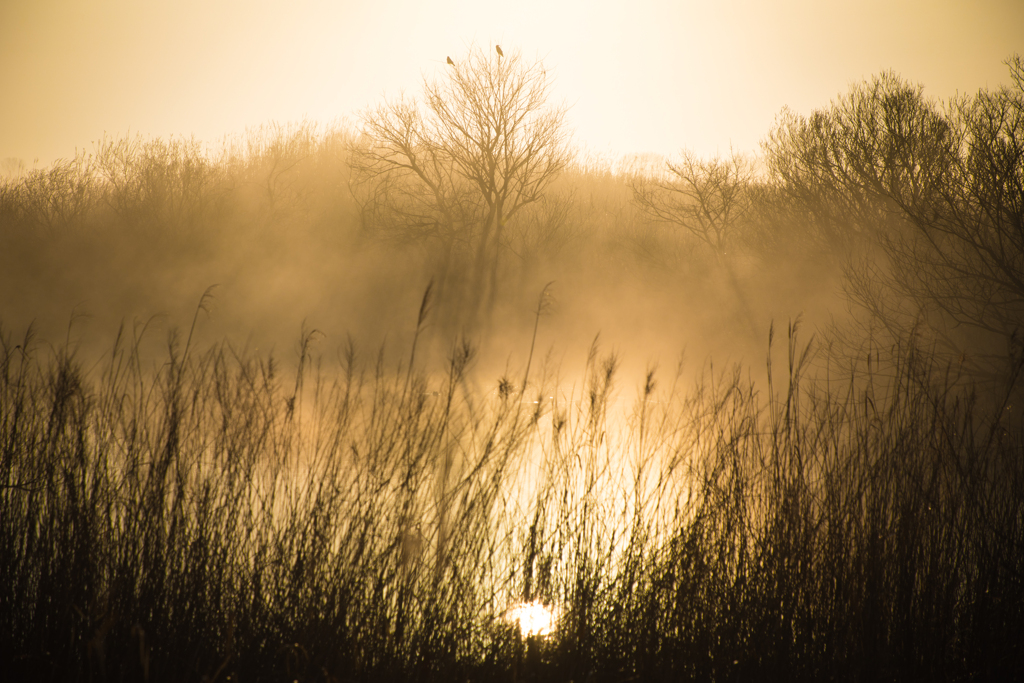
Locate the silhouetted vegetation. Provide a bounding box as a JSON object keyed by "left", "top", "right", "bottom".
{"left": 350, "top": 45, "right": 572, "bottom": 338}
{"left": 764, "top": 56, "right": 1024, "bottom": 394}
{"left": 1, "top": 50, "right": 1022, "bottom": 681}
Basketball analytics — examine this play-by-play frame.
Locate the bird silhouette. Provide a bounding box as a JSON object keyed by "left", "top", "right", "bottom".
{"left": 447, "top": 56, "right": 454, "bottom": 66}
{"left": 496, "top": 45, "right": 504, "bottom": 57}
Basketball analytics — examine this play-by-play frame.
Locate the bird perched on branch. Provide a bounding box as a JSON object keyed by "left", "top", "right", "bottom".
{"left": 447, "top": 56, "right": 454, "bottom": 66}
{"left": 496, "top": 45, "right": 504, "bottom": 57}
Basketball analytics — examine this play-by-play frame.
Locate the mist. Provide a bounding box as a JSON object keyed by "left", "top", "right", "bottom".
{"left": 0, "top": 123, "right": 843, "bottom": 392}
{"left": 2, "top": 40, "right": 1023, "bottom": 682}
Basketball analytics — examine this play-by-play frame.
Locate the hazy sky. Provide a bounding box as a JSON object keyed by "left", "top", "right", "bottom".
{"left": 2, "top": 0, "right": 1022, "bottom": 168}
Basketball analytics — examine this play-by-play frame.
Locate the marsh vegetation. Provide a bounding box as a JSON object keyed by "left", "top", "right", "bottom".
{"left": 1, "top": 49, "right": 1022, "bottom": 681}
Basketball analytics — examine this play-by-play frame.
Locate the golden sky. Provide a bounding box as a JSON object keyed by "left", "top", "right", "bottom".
{"left": 1, "top": 0, "right": 1022, "bottom": 167}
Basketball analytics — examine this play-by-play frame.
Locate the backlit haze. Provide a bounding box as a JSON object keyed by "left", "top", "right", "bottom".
{"left": 3, "top": 2, "right": 1024, "bottom": 676}
{"left": 2, "top": 0, "right": 1022, "bottom": 168}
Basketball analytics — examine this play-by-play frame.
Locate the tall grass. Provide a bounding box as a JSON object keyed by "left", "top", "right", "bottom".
{"left": 1, "top": 302, "right": 1021, "bottom": 681}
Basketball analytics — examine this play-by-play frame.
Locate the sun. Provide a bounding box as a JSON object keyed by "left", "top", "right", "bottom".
{"left": 504, "top": 600, "right": 559, "bottom": 637}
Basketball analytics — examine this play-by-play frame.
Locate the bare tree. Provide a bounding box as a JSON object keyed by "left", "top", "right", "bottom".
{"left": 765, "top": 59, "right": 1024, "bottom": 389}
{"left": 631, "top": 149, "right": 756, "bottom": 255}
{"left": 884, "top": 58, "right": 1024, "bottom": 341}
{"left": 349, "top": 45, "right": 572, "bottom": 335}
{"left": 629, "top": 149, "right": 762, "bottom": 338}
{"left": 764, "top": 70, "right": 958, "bottom": 252}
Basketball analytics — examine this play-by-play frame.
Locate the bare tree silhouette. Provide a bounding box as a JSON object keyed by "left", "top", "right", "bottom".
{"left": 630, "top": 148, "right": 761, "bottom": 337}
{"left": 350, "top": 45, "right": 571, "bottom": 337}
{"left": 765, "top": 57, "right": 1024, "bottom": 388}
{"left": 631, "top": 148, "right": 756, "bottom": 255}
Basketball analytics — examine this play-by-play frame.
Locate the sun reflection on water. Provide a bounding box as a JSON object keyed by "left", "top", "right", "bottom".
{"left": 504, "top": 600, "right": 560, "bottom": 637}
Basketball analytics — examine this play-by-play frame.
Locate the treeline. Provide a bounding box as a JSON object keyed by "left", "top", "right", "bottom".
{"left": 3, "top": 56, "right": 1020, "bottom": 386}
{"left": 0, "top": 122, "right": 353, "bottom": 235}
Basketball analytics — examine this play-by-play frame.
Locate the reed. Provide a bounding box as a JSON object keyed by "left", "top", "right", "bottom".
{"left": 1, "top": 308, "right": 1021, "bottom": 682}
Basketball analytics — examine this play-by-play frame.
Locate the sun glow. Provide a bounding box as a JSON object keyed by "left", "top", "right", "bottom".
{"left": 504, "top": 600, "right": 560, "bottom": 637}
